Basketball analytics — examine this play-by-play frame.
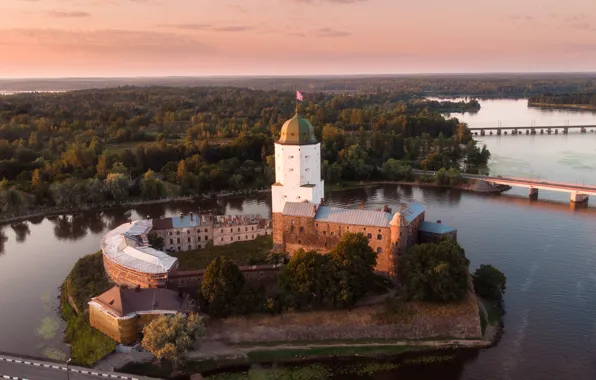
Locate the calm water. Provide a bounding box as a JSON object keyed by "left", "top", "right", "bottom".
{"left": 1, "top": 99, "right": 596, "bottom": 380}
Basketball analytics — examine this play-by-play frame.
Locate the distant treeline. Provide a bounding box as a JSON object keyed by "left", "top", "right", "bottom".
{"left": 528, "top": 93, "right": 596, "bottom": 107}
{"left": 2, "top": 73, "right": 596, "bottom": 98}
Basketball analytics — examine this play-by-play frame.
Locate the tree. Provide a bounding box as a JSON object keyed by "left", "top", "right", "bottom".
{"left": 278, "top": 249, "right": 337, "bottom": 309}
{"left": 105, "top": 173, "right": 129, "bottom": 200}
{"left": 382, "top": 158, "right": 412, "bottom": 180}
{"left": 140, "top": 169, "right": 166, "bottom": 199}
{"left": 141, "top": 313, "right": 204, "bottom": 364}
{"left": 176, "top": 160, "right": 188, "bottom": 184}
{"left": 473, "top": 264, "right": 506, "bottom": 301}
{"left": 398, "top": 240, "right": 470, "bottom": 302}
{"left": 329, "top": 232, "right": 377, "bottom": 307}
{"left": 148, "top": 233, "right": 165, "bottom": 251}
{"left": 199, "top": 257, "right": 245, "bottom": 317}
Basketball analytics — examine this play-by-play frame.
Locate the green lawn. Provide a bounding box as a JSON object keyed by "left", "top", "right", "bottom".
{"left": 171, "top": 235, "right": 274, "bottom": 270}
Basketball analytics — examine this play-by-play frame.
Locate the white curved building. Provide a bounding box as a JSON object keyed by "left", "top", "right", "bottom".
{"left": 100, "top": 220, "right": 179, "bottom": 288}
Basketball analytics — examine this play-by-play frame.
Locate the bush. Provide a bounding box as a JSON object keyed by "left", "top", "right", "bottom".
{"left": 67, "top": 251, "right": 112, "bottom": 313}
{"left": 398, "top": 240, "right": 470, "bottom": 302}
{"left": 473, "top": 264, "right": 506, "bottom": 301}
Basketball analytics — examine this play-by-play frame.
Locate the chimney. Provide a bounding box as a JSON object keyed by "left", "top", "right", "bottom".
{"left": 360, "top": 202, "right": 365, "bottom": 210}
{"left": 190, "top": 212, "right": 194, "bottom": 221}
{"left": 437, "top": 220, "right": 442, "bottom": 224}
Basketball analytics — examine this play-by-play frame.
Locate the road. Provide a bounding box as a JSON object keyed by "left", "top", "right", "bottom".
{"left": 0, "top": 355, "right": 158, "bottom": 380}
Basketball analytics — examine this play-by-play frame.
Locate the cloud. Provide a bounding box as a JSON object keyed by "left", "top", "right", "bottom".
{"left": 316, "top": 28, "right": 350, "bottom": 37}
{"left": 225, "top": 4, "right": 247, "bottom": 13}
{"left": 0, "top": 28, "right": 215, "bottom": 57}
{"left": 160, "top": 24, "right": 253, "bottom": 32}
{"left": 46, "top": 10, "right": 91, "bottom": 18}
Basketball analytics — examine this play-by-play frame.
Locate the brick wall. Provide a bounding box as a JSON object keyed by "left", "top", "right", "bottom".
{"left": 279, "top": 214, "right": 394, "bottom": 275}
{"left": 103, "top": 255, "right": 169, "bottom": 288}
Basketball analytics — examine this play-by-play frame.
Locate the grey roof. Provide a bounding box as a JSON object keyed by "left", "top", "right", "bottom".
{"left": 315, "top": 206, "right": 393, "bottom": 227}
{"left": 419, "top": 221, "right": 457, "bottom": 235}
{"left": 283, "top": 202, "right": 317, "bottom": 218}
{"left": 282, "top": 202, "right": 426, "bottom": 228}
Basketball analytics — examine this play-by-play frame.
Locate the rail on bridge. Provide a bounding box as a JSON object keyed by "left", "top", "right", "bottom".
{"left": 468, "top": 125, "right": 596, "bottom": 136}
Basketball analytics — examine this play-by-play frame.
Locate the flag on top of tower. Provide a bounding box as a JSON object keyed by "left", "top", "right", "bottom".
{"left": 296, "top": 90, "right": 303, "bottom": 101}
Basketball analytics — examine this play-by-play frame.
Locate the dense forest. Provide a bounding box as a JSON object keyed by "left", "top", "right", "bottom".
{"left": 0, "top": 87, "right": 490, "bottom": 213}
{"left": 528, "top": 92, "right": 596, "bottom": 107}
{"left": 2, "top": 73, "right": 596, "bottom": 98}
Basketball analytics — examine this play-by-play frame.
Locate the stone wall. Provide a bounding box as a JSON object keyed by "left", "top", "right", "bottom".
{"left": 204, "top": 291, "right": 482, "bottom": 344}
{"left": 168, "top": 264, "right": 282, "bottom": 289}
{"left": 279, "top": 214, "right": 394, "bottom": 275}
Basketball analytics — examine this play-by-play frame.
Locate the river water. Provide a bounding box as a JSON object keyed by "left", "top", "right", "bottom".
{"left": 1, "top": 99, "right": 596, "bottom": 379}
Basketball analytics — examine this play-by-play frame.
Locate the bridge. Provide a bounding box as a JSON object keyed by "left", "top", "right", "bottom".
{"left": 414, "top": 170, "right": 595, "bottom": 203}
{"left": 468, "top": 125, "right": 596, "bottom": 136}
{"left": 0, "top": 353, "right": 156, "bottom": 380}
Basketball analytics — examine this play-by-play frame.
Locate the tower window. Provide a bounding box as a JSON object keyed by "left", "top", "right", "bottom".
{"left": 377, "top": 248, "right": 382, "bottom": 254}
{"left": 377, "top": 234, "right": 383, "bottom": 240}
{"left": 367, "top": 233, "right": 372, "bottom": 239}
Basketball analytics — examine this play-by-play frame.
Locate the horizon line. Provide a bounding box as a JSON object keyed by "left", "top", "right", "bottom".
{"left": 2, "top": 71, "right": 596, "bottom": 81}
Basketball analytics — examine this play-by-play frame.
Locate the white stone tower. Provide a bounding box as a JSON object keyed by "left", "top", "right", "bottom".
{"left": 271, "top": 113, "right": 325, "bottom": 214}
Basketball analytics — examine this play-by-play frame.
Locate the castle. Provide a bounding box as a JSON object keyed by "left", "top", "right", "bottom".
{"left": 271, "top": 114, "right": 456, "bottom": 278}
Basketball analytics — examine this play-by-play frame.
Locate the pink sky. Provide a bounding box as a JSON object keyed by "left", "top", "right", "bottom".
{"left": 1, "top": 0, "right": 595, "bottom": 77}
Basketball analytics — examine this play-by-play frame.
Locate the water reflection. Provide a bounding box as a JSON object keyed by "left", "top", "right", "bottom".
{"left": 11, "top": 222, "right": 30, "bottom": 243}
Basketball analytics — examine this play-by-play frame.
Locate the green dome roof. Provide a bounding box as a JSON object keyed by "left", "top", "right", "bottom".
{"left": 278, "top": 114, "right": 318, "bottom": 145}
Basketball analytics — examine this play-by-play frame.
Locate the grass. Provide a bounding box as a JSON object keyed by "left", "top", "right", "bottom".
{"left": 60, "top": 251, "right": 117, "bottom": 367}
{"left": 171, "top": 235, "right": 273, "bottom": 270}
{"left": 481, "top": 298, "right": 503, "bottom": 326}
{"left": 66, "top": 251, "right": 112, "bottom": 313}
{"left": 60, "top": 291, "right": 116, "bottom": 367}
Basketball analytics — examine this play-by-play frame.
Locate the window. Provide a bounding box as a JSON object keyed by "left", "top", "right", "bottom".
{"left": 377, "top": 247, "right": 382, "bottom": 254}
{"left": 230, "top": 228, "right": 233, "bottom": 233}
{"left": 197, "top": 229, "right": 200, "bottom": 232}
{"left": 178, "top": 246, "right": 181, "bottom": 251}
{"left": 237, "top": 236, "right": 240, "bottom": 240}
{"left": 298, "top": 239, "right": 302, "bottom": 244}
{"left": 188, "top": 245, "right": 192, "bottom": 250}
{"left": 252, "top": 235, "right": 255, "bottom": 238}
{"left": 299, "top": 227, "right": 304, "bottom": 233}
{"left": 187, "top": 237, "right": 191, "bottom": 242}
{"left": 330, "top": 232, "right": 334, "bottom": 236}
{"left": 177, "top": 238, "right": 181, "bottom": 243}
{"left": 221, "top": 229, "right": 223, "bottom": 233}
{"left": 245, "top": 227, "right": 248, "bottom": 232}
{"left": 176, "top": 231, "right": 180, "bottom": 235}
{"left": 378, "top": 229, "right": 381, "bottom": 232}
{"left": 221, "top": 237, "right": 224, "bottom": 242}
{"left": 169, "top": 232, "right": 172, "bottom": 236}
{"left": 169, "top": 239, "right": 173, "bottom": 244}
{"left": 377, "top": 234, "right": 382, "bottom": 240}
{"left": 252, "top": 226, "right": 255, "bottom": 231}
{"left": 363, "top": 228, "right": 366, "bottom": 231}
{"left": 198, "top": 236, "right": 201, "bottom": 241}
{"left": 290, "top": 226, "right": 295, "bottom": 232}
{"left": 238, "top": 228, "right": 240, "bottom": 232}
{"left": 367, "top": 233, "right": 372, "bottom": 239}
{"left": 305, "top": 155, "right": 309, "bottom": 158}
{"left": 291, "top": 220, "right": 294, "bottom": 224}
{"left": 205, "top": 236, "right": 209, "bottom": 241}
{"left": 316, "top": 223, "right": 319, "bottom": 227}
{"left": 204, "top": 228, "right": 208, "bottom": 232}
{"left": 187, "top": 230, "right": 190, "bottom": 234}
{"left": 245, "top": 235, "right": 248, "bottom": 239}
{"left": 323, "top": 231, "right": 326, "bottom": 235}
{"left": 198, "top": 244, "right": 201, "bottom": 249}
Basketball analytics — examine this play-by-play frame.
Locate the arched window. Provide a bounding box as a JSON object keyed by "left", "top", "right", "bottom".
{"left": 290, "top": 225, "right": 295, "bottom": 232}
{"left": 377, "top": 234, "right": 382, "bottom": 240}
{"left": 377, "top": 247, "right": 382, "bottom": 254}
{"left": 367, "top": 233, "right": 372, "bottom": 239}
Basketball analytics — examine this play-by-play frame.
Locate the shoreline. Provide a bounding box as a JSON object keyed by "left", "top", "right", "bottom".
{"left": 0, "top": 179, "right": 503, "bottom": 226}
{"left": 528, "top": 102, "right": 596, "bottom": 111}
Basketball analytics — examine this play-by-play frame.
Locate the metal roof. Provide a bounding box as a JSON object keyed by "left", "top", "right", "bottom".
{"left": 283, "top": 202, "right": 317, "bottom": 218}
{"left": 419, "top": 221, "right": 457, "bottom": 235}
{"left": 400, "top": 202, "right": 425, "bottom": 223}
{"left": 315, "top": 206, "right": 393, "bottom": 227}
{"left": 172, "top": 215, "right": 202, "bottom": 229}
{"left": 100, "top": 220, "right": 178, "bottom": 274}
{"left": 282, "top": 201, "right": 425, "bottom": 228}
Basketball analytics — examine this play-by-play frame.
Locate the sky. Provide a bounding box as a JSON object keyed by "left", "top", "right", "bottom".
{"left": 0, "top": 0, "right": 595, "bottom": 78}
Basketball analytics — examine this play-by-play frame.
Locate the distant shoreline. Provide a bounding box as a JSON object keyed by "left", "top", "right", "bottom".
{"left": 527, "top": 102, "right": 596, "bottom": 111}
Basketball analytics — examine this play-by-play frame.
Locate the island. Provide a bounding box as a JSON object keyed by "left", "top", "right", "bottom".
{"left": 528, "top": 92, "right": 596, "bottom": 110}
{"left": 61, "top": 111, "right": 506, "bottom": 379}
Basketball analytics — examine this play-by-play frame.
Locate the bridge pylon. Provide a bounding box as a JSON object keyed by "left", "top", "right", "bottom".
{"left": 529, "top": 187, "right": 538, "bottom": 200}
{"left": 570, "top": 192, "right": 589, "bottom": 204}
